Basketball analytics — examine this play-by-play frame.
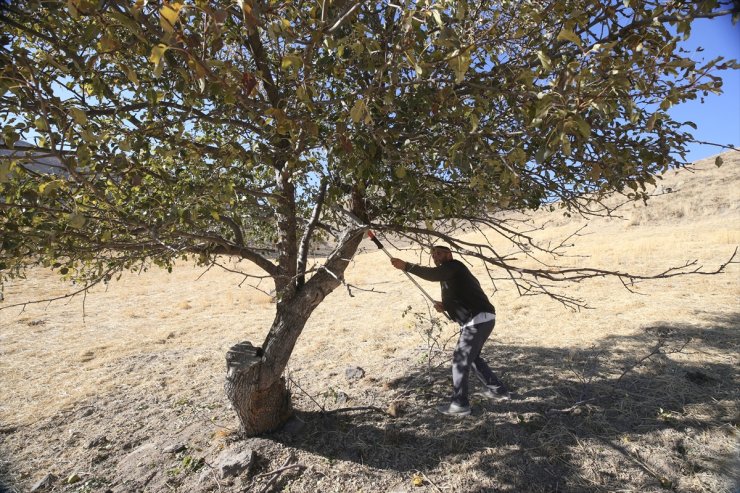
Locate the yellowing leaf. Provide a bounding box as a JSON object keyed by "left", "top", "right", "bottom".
{"left": 67, "top": 0, "right": 80, "bottom": 18}
{"left": 469, "top": 113, "right": 479, "bottom": 133}
{"left": 160, "top": 2, "right": 183, "bottom": 33}
{"left": 119, "top": 139, "right": 131, "bottom": 151}
{"left": 150, "top": 44, "right": 169, "bottom": 78}
{"left": 350, "top": 99, "right": 367, "bottom": 124}
{"left": 448, "top": 48, "right": 472, "bottom": 83}
{"left": 149, "top": 44, "right": 169, "bottom": 67}
{"left": 306, "top": 121, "right": 319, "bottom": 138}
{"left": 537, "top": 50, "right": 552, "bottom": 71}
{"left": 98, "top": 34, "right": 118, "bottom": 52}
{"left": 296, "top": 86, "right": 310, "bottom": 102}
{"left": 237, "top": 0, "right": 259, "bottom": 29}
{"left": 412, "top": 473, "right": 424, "bottom": 487}
{"left": 124, "top": 66, "right": 139, "bottom": 85}
{"left": 70, "top": 107, "right": 88, "bottom": 125}
{"left": 431, "top": 9, "right": 443, "bottom": 27}
{"left": 39, "top": 180, "right": 64, "bottom": 195}
{"left": 394, "top": 166, "right": 407, "bottom": 179}
{"left": 588, "top": 163, "right": 601, "bottom": 180}
{"left": 281, "top": 55, "right": 303, "bottom": 70}
{"left": 556, "top": 28, "right": 582, "bottom": 48}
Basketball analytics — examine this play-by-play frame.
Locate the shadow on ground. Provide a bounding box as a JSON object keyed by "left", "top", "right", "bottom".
{"left": 0, "top": 313, "right": 736, "bottom": 493}
{"left": 272, "top": 311, "right": 739, "bottom": 492}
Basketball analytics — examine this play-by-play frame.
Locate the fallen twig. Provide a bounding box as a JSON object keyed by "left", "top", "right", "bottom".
{"left": 421, "top": 471, "right": 444, "bottom": 493}
{"left": 547, "top": 398, "right": 596, "bottom": 415}
{"left": 615, "top": 337, "right": 691, "bottom": 384}
{"left": 255, "top": 455, "right": 304, "bottom": 493}
{"left": 288, "top": 376, "right": 325, "bottom": 412}
{"left": 321, "top": 405, "right": 389, "bottom": 416}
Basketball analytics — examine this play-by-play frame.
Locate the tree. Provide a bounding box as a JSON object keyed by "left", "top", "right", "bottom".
{"left": 1, "top": 0, "right": 737, "bottom": 435}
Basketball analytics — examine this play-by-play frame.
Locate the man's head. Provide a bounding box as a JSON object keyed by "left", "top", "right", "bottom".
{"left": 431, "top": 245, "right": 453, "bottom": 266}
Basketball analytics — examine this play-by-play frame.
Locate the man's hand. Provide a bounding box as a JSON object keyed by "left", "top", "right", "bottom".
{"left": 390, "top": 258, "right": 407, "bottom": 270}
{"left": 433, "top": 301, "right": 445, "bottom": 313}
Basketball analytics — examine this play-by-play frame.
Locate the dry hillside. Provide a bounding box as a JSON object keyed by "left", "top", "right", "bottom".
{"left": 0, "top": 152, "right": 738, "bottom": 493}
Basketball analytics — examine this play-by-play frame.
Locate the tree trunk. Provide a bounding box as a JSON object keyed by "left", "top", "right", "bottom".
{"left": 225, "top": 227, "right": 365, "bottom": 436}
{"left": 225, "top": 341, "right": 292, "bottom": 435}
{"left": 225, "top": 298, "right": 314, "bottom": 435}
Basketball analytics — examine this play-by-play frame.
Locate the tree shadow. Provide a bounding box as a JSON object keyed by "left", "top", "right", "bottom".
{"left": 271, "top": 311, "right": 739, "bottom": 491}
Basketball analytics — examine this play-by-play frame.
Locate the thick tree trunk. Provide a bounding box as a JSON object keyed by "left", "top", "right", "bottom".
{"left": 225, "top": 227, "right": 365, "bottom": 436}
{"left": 224, "top": 341, "right": 292, "bottom": 435}
{"left": 224, "top": 300, "right": 312, "bottom": 436}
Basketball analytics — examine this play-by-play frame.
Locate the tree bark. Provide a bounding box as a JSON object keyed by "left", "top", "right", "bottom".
{"left": 225, "top": 295, "right": 318, "bottom": 435}
{"left": 224, "top": 228, "right": 366, "bottom": 436}
{"left": 225, "top": 341, "right": 292, "bottom": 435}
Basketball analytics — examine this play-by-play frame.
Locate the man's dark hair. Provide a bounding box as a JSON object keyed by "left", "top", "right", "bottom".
{"left": 431, "top": 245, "right": 452, "bottom": 252}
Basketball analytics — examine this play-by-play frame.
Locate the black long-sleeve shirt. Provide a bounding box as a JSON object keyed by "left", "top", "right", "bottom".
{"left": 406, "top": 259, "right": 495, "bottom": 324}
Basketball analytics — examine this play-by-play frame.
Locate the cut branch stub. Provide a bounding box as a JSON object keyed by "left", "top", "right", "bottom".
{"left": 225, "top": 341, "right": 292, "bottom": 436}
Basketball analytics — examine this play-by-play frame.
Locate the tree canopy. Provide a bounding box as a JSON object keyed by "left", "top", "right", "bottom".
{"left": 1, "top": 0, "right": 737, "bottom": 303}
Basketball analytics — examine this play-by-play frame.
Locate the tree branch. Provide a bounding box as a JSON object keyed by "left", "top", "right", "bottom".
{"left": 296, "top": 178, "right": 328, "bottom": 288}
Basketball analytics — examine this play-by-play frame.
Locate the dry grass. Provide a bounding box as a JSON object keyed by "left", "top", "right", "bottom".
{"left": 0, "top": 152, "right": 738, "bottom": 493}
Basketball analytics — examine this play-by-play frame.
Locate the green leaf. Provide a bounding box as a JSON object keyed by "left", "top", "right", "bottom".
{"left": 98, "top": 34, "right": 118, "bottom": 52}
{"left": 0, "top": 161, "right": 12, "bottom": 183}
{"left": 34, "top": 117, "right": 48, "bottom": 131}
{"left": 68, "top": 213, "right": 86, "bottom": 229}
{"left": 2, "top": 126, "right": 19, "bottom": 148}
{"left": 124, "top": 66, "right": 139, "bottom": 85}
{"left": 70, "top": 108, "right": 88, "bottom": 125}
{"left": 575, "top": 116, "right": 591, "bottom": 138}
{"left": 646, "top": 113, "right": 658, "bottom": 132}
{"left": 535, "top": 143, "right": 554, "bottom": 164}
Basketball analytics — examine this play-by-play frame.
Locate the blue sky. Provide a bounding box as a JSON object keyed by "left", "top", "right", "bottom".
{"left": 670, "top": 16, "right": 740, "bottom": 162}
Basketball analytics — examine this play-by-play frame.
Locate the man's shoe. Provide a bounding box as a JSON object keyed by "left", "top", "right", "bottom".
{"left": 436, "top": 402, "right": 471, "bottom": 416}
{"left": 475, "top": 387, "right": 511, "bottom": 401}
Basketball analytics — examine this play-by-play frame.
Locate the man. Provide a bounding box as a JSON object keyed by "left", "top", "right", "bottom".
{"left": 390, "top": 245, "right": 509, "bottom": 416}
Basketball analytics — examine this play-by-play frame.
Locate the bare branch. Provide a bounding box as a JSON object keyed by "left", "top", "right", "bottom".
{"left": 0, "top": 271, "right": 111, "bottom": 313}
{"left": 297, "top": 178, "right": 328, "bottom": 287}
{"left": 374, "top": 224, "right": 738, "bottom": 311}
